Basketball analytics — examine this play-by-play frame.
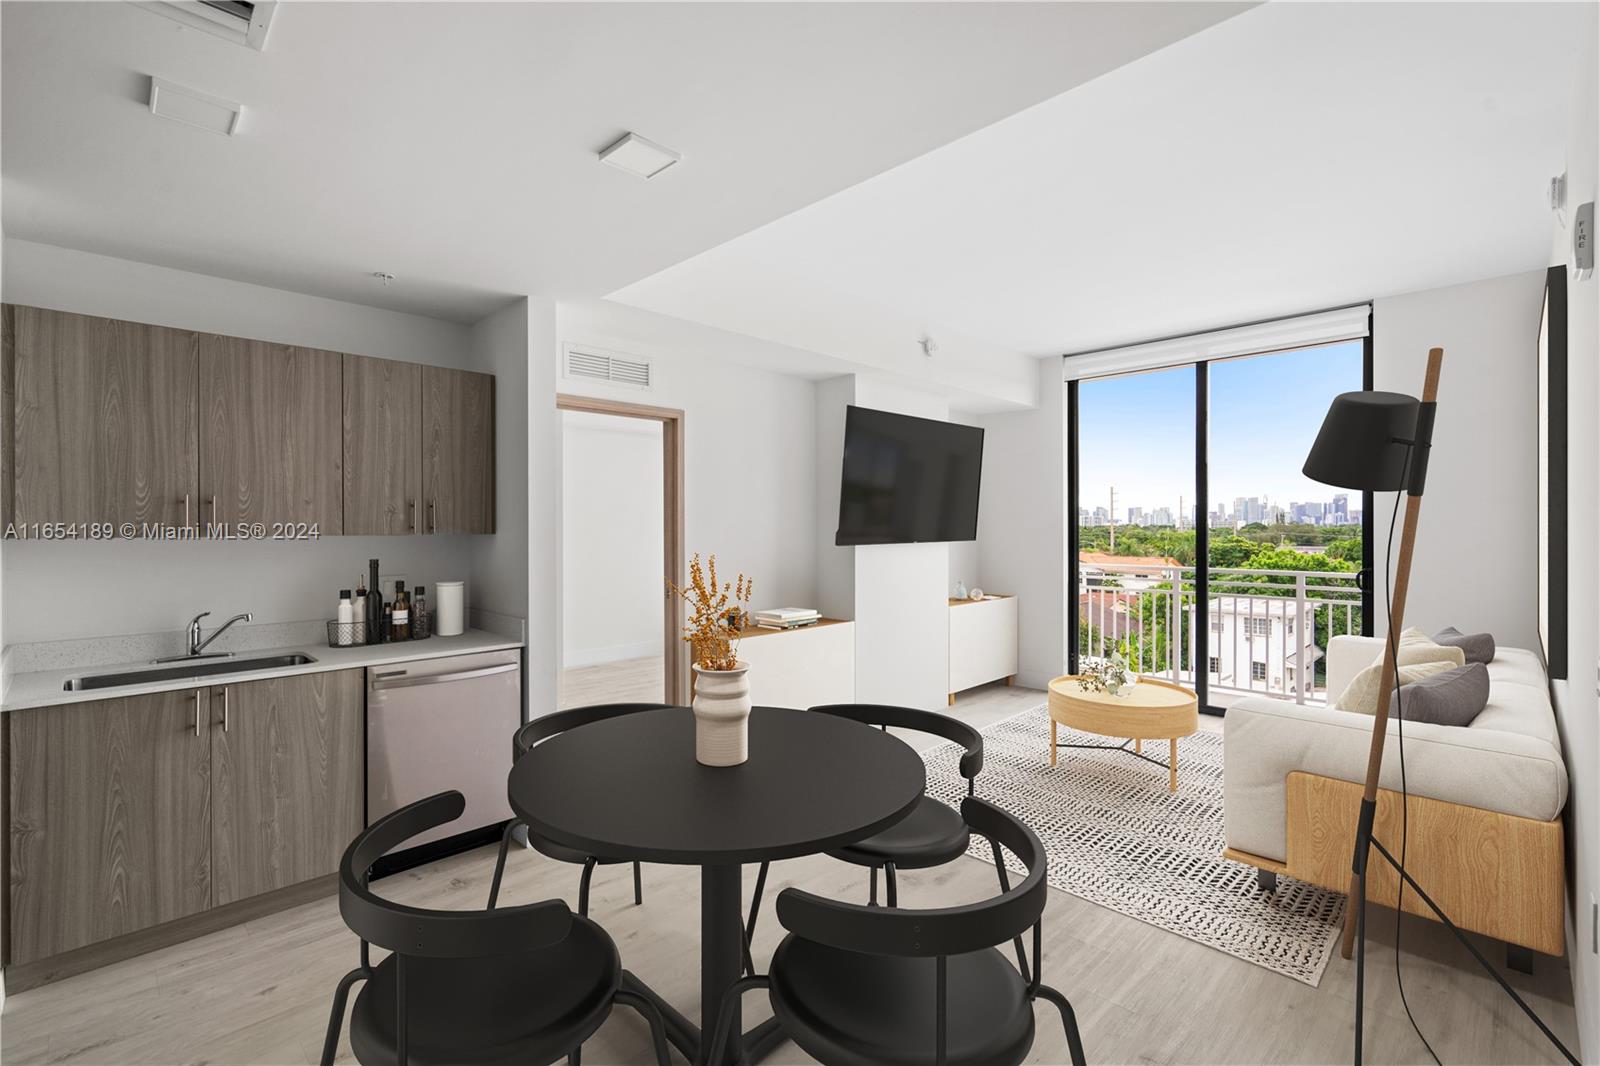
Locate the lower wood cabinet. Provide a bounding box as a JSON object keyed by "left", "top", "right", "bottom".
{"left": 210, "top": 671, "right": 363, "bottom": 905}
{"left": 6, "top": 689, "right": 211, "bottom": 963}
{"left": 4, "top": 669, "right": 363, "bottom": 966}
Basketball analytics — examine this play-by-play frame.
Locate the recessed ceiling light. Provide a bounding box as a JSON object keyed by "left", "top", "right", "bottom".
{"left": 598, "top": 132, "right": 681, "bottom": 179}
{"left": 148, "top": 77, "right": 241, "bottom": 136}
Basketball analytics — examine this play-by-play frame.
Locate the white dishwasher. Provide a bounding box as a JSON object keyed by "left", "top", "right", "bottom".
{"left": 366, "top": 648, "right": 522, "bottom": 853}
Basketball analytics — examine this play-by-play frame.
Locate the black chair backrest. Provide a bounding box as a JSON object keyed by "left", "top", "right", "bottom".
{"left": 513, "top": 702, "right": 673, "bottom": 759}
{"left": 774, "top": 796, "right": 1045, "bottom": 959}
{"left": 339, "top": 791, "right": 573, "bottom": 959}
{"left": 809, "top": 703, "right": 983, "bottom": 781}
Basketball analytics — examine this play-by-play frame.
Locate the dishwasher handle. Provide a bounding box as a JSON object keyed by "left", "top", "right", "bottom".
{"left": 370, "top": 662, "right": 519, "bottom": 691}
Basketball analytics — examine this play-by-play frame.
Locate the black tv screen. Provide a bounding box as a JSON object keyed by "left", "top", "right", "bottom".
{"left": 836, "top": 405, "right": 984, "bottom": 546}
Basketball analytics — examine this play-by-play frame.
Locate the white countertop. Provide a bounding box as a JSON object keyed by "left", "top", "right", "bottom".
{"left": 1, "top": 629, "right": 524, "bottom": 712}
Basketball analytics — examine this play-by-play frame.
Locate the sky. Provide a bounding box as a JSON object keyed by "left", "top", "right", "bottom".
{"left": 1076, "top": 340, "right": 1364, "bottom": 520}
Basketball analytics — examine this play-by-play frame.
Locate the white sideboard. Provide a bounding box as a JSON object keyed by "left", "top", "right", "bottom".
{"left": 948, "top": 595, "right": 1018, "bottom": 703}
{"left": 736, "top": 619, "right": 856, "bottom": 709}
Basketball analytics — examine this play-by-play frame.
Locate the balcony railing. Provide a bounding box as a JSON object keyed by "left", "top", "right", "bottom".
{"left": 1076, "top": 561, "right": 1363, "bottom": 705}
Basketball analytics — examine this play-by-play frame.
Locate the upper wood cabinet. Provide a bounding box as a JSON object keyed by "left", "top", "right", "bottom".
{"left": 2, "top": 305, "right": 493, "bottom": 537}
{"left": 200, "top": 335, "right": 343, "bottom": 533}
{"left": 423, "top": 365, "right": 495, "bottom": 534}
{"left": 343, "top": 354, "right": 422, "bottom": 535}
{"left": 5, "top": 305, "right": 199, "bottom": 530}
{"left": 6, "top": 688, "right": 212, "bottom": 964}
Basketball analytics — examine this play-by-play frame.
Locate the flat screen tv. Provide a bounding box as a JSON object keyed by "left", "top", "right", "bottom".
{"left": 835, "top": 405, "right": 984, "bottom": 546}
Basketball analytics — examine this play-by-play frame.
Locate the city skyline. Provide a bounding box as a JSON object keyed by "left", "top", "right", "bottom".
{"left": 1078, "top": 489, "right": 1363, "bottom": 530}
{"left": 1076, "top": 339, "right": 1365, "bottom": 518}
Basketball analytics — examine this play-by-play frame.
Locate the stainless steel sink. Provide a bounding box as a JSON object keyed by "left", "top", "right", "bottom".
{"left": 63, "top": 654, "right": 318, "bottom": 692}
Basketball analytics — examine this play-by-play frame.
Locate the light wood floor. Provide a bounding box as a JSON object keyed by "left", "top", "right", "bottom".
{"left": 1, "top": 683, "right": 1578, "bottom": 1065}
{"left": 561, "top": 656, "right": 668, "bottom": 709}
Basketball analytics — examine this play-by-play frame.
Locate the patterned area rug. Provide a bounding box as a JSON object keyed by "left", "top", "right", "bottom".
{"left": 921, "top": 703, "right": 1346, "bottom": 986}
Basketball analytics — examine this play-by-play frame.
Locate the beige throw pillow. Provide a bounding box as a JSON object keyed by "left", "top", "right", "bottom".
{"left": 1336, "top": 658, "right": 1459, "bottom": 716}
{"left": 1394, "top": 628, "right": 1468, "bottom": 669}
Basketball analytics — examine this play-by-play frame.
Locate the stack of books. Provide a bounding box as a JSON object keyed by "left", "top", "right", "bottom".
{"left": 752, "top": 607, "right": 821, "bottom": 630}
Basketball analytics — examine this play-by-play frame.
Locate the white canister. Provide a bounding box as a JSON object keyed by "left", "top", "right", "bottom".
{"left": 435, "top": 580, "right": 466, "bottom": 636}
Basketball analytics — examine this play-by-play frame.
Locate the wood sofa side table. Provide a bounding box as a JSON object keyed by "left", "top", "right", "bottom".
{"left": 1046, "top": 675, "right": 1199, "bottom": 792}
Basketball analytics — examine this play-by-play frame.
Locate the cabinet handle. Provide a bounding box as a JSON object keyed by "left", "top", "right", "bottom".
{"left": 428, "top": 499, "right": 436, "bottom": 534}
{"left": 193, "top": 691, "right": 202, "bottom": 737}
{"left": 221, "top": 687, "right": 229, "bottom": 733}
{"left": 183, "top": 492, "right": 191, "bottom": 530}
{"left": 210, "top": 495, "right": 218, "bottom": 528}
{"left": 409, "top": 499, "right": 417, "bottom": 533}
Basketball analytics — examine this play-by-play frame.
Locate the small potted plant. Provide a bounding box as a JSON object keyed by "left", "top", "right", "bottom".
{"left": 1081, "top": 655, "right": 1132, "bottom": 698}
{"left": 669, "top": 554, "right": 754, "bottom": 766}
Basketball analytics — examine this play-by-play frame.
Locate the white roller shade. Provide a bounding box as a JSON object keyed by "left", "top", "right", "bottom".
{"left": 1063, "top": 304, "right": 1370, "bottom": 381}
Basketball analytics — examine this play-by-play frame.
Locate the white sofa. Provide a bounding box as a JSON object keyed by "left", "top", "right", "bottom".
{"left": 1223, "top": 634, "right": 1570, "bottom": 956}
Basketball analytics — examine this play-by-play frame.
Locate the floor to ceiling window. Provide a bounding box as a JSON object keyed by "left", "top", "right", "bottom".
{"left": 1068, "top": 313, "right": 1372, "bottom": 713}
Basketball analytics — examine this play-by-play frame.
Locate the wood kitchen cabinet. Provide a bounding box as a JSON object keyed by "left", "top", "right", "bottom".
{"left": 422, "top": 365, "right": 495, "bottom": 533}
{"left": 2, "top": 305, "right": 494, "bottom": 537}
{"left": 4, "top": 669, "right": 363, "bottom": 976}
{"left": 3, "top": 305, "right": 199, "bottom": 530}
{"left": 200, "top": 334, "right": 343, "bottom": 533}
{"left": 343, "top": 354, "right": 422, "bottom": 535}
{"left": 209, "top": 670, "right": 363, "bottom": 905}
{"left": 6, "top": 689, "right": 211, "bottom": 964}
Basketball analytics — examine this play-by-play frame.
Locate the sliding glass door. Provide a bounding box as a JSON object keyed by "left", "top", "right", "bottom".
{"left": 1069, "top": 335, "right": 1371, "bottom": 713}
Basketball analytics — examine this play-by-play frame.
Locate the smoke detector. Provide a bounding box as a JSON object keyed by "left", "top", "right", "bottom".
{"left": 598, "top": 133, "right": 681, "bottom": 179}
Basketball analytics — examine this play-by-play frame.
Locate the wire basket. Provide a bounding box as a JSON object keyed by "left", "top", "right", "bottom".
{"left": 327, "top": 610, "right": 431, "bottom": 648}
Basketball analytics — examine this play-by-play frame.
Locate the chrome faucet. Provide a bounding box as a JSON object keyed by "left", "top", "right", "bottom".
{"left": 154, "top": 611, "right": 254, "bottom": 663}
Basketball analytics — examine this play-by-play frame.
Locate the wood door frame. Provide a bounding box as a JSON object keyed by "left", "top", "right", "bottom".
{"left": 556, "top": 394, "right": 687, "bottom": 706}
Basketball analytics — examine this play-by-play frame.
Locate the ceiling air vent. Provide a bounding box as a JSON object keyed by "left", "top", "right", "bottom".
{"left": 564, "top": 345, "right": 652, "bottom": 390}
{"left": 133, "top": 1, "right": 277, "bottom": 51}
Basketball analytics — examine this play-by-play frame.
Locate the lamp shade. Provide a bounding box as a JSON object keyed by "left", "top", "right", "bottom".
{"left": 1302, "top": 390, "right": 1420, "bottom": 490}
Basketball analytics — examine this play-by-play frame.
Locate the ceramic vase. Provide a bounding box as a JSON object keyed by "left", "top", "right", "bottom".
{"left": 692, "top": 662, "right": 752, "bottom": 766}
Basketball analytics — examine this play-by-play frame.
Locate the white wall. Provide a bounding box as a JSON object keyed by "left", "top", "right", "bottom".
{"left": 814, "top": 375, "right": 857, "bottom": 621}
{"left": 554, "top": 302, "right": 819, "bottom": 618}
{"left": 1548, "top": 9, "right": 1598, "bottom": 1059}
{"left": 0, "top": 240, "right": 487, "bottom": 645}
{"left": 1371, "top": 270, "right": 1546, "bottom": 650}
{"left": 561, "top": 411, "right": 664, "bottom": 667}
{"left": 973, "top": 358, "right": 1067, "bottom": 689}
{"left": 946, "top": 411, "right": 983, "bottom": 595}
{"left": 851, "top": 377, "right": 952, "bottom": 709}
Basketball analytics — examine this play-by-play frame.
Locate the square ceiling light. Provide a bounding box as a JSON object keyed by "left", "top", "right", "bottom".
{"left": 598, "top": 132, "right": 681, "bottom": 179}
{"left": 149, "top": 77, "right": 242, "bottom": 136}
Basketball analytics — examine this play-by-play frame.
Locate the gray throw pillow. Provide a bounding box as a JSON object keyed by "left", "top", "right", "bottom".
{"left": 1433, "top": 626, "right": 1495, "bottom": 665}
{"left": 1390, "top": 663, "right": 1490, "bottom": 726}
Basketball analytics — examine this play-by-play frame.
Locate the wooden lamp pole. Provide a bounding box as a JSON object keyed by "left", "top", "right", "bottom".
{"left": 1338, "top": 345, "right": 1443, "bottom": 962}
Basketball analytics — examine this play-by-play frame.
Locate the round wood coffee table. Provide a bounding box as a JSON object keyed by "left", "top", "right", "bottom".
{"left": 1047, "top": 675, "right": 1199, "bottom": 791}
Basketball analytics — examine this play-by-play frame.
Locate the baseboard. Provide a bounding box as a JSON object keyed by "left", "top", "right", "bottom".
{"left": 564, "top": 639, "right": 664, "bottom": 669}
{"left": 3, "top": 874, "right": 337, "bottom": 994}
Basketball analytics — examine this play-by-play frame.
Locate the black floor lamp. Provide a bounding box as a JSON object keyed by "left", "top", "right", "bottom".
{"left": 1301, "top": 346, "right": 1577, "bottom": 1066}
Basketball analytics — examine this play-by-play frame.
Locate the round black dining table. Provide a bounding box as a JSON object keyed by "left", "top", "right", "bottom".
{"left": 508, "top": 705, "right": 926, "bottom": 1066}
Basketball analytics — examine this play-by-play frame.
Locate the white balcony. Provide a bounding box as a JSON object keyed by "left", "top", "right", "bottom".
{"left": 1076, "top": 561, "right": 1363, "bottom": 707}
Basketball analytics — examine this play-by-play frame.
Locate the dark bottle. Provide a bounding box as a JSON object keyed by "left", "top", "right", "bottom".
{"left": 367, "top": 559, "right": 382, "bottom": 646}
{"left": 391, "top": 580, "right": 411, "bottom": 641}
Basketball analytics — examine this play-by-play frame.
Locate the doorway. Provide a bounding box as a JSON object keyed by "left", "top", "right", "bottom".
{"left": 557, "top": 394, "right": 686, "bottom": 708}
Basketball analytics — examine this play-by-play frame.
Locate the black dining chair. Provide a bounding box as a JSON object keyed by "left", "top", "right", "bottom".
{"left": 706, "top": 795, "right": 1087, "bottom": 1066}
{"left": 487, "top": 702, "right": 671, "bottom": 914}
{"left": 809, "top": 703, "right": 983, "bottom": 907}
{"left": 319, "top": 790, "right": 669, "bottom": 1066}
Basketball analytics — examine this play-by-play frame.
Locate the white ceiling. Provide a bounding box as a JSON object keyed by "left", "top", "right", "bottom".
{"left": 0, "top": 1, "right": 1250, "bottom": 323}
{"left": 613, "top": 2, "right": 1587, "bottom": 368}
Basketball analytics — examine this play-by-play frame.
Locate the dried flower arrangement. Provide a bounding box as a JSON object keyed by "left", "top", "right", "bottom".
{"left": 668, "top": 553, "right": 753, "bottom": 671}
{"left": 1079, "top": 655, "right": 1131, "bottom": 695}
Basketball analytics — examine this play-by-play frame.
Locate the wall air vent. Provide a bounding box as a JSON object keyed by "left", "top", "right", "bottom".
{"left": 133, "top": 1, "right": 277, "bottom": 51}
{"left": 564, "top": 345, "right": 652, "bottom": 390}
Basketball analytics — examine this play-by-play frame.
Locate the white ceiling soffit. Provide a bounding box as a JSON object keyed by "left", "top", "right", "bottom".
{"left": 612, "top": 2, "right": 1586, "bottom": 367}
{"left": 0, "top": 2, "right": 1252, "bottom": 324}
